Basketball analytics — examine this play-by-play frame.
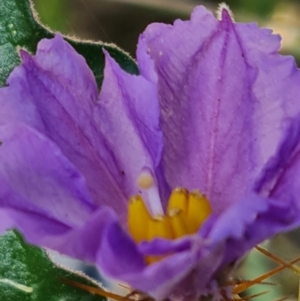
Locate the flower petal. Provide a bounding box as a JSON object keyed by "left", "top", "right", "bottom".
{"left": 0, "top": 122, "right": 94, "bottom": 234}
{"left": 139, "top": 6, "right": 300, "bottom": 213}
{"left": 98, "top": 221, "right": 147, "bottom": 275}
{"left": 0, "top": 35, "right": 163, "bottom": 221}
{"left": 98, "top": 220, "right": 224, "bottom": 300}
{"left": 0, "top": 34, "right": 128, "bottom": 213}
{"left": 208, "top": 192, "right": 298, "bottom": 264}
{"left": 138, "top": 237, "right": 192, "bottom": 255}
{"left": 240, "top": 118, "right": 300, "bottom": 261}
{"left": 96, "top": 51, "right": 163, "bottom": 210}
{"left": 46, "top": 206, "right": 118, "bottom": 261}
{"left": 0, "top": 122, "right": 119, "bottom": 261}
{"left": 255, "top": 117, "right": 300, "bottom": 201}
{"left": 0, "top": 209, "right": 16, "bottom": 233}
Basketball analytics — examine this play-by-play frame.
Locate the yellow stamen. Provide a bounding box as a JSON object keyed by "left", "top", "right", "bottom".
{"left": 147, "top": 216, "right": 173, "bottom": 241}
{"left": 168, "top": 208, "right": 188, "bottom": 238}
{"left": 128, "top": 196, "right": 151, "bottom": 243}
{"left": 186, "top": 191, "right": 212, "bottom": 233}
{"left": 127, "top": 188, "right": 213, "bottom": 264}
{"left": 146, "top": 216, "right": 173, "bottom": 264}
{"left": 146, "top": 255, "right": 164, "bottom": 265}
{"left": 167, "top": 187, "right": 189, "bottom": 214}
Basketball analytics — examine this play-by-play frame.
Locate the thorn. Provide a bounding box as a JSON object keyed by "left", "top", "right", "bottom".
{"left": 298, "top": 276, "right": 300, "bottom": 301}
{"left": 241, "top": 291, "right": 269, "bottom": 300}
{"left": 124, "top": 290, "right": 148, "bottom": 301}
{"left": 118, "top": 283, "right": 131, "bottom": 290}
{"left": 61, "top": 278, "right": 132, "bottom": 301}
{"left": 255, "top": 281, "right": 277, "bottom": 286}
{"left": 274, "top": 296, "right": 291, "bottom": 301}
{"left": 255, "top": 246, "right": 300, "bottom": 274}
{"left": 222, "top": 291, "right": 269, "bottom": 301}
{"left": 234, "top": 256, "right": 300, "bottom": 293}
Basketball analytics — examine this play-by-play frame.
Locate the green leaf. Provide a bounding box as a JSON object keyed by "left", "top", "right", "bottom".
{"left": 0, "top": 0, "right": 138, "bottom": 87}
{"left": 0, "top": 230, "right": 107, "bottom": 301}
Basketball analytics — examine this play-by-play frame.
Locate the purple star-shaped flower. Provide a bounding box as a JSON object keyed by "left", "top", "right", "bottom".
{"left": 1, "top": 5, "right": 300, "bottom": 300}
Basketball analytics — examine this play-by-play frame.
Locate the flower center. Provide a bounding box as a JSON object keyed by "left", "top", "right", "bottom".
{"left": 127, "top": 182, "right": 212, "bottom": 244}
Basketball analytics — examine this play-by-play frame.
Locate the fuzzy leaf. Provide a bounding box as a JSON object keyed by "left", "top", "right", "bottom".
{"left": 0, "top": 230, "right": 107, "bottom": 301}
{"left": 0, "top": 0, "right": 138, "bottom": 87}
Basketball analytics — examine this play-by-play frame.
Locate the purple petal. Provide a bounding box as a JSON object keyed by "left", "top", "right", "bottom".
{"left": 209, "top": 193, "right": 269, "bottom": 243}
{"left": 240, "top": 118, "right": 300, "bottom": 261}
{"left": 45, "top": 206, "right": 118, "bottom": 261}
{"left": 98, "top": 223, "right": 194, "bottom": 300}
{"left": 0, "top": 209, "right": 16, "bottom": 234}
{"left": 137, "top": 247, "right": 223, "bottom": 301}
{"left": 138, "top": 6, "right": 300, "bottom": 214}
{"left": 0, "top": 123, "right": 93, "bottom": 235}
{"left": 0, "top": 123, "right": 95, "bottom": 226}
{"left": 138, "top": 236, "right": 192, "bottom": 255}
{"left": 0, "top": 208, "right": 70, "bottom": 242}
{"left": 0, "top": 122, "right": 118, "bottom": 261}
{"left": 98, "top": 221, "right": 146, "bottom": 275}
{"left": 96, "top": 51, "right": 163, "bottom": 210}
{"left": 136, "top": 38, "right": 158, "bottom": 83}
{"left": 255, "top": 117, "right": 300, "bottom": 200}
{"left": 98, "top": 220, "right": 224, "bottom": 300}
{"left": 0, "top": 34, "right": 162, "bottom": 222}
{"left": 2, "top": 205, "right": 118, "bottom": 263}
{"left": 0, "top": 34, "right": 127, "bottom": 216}
{"left": 208, "top": 192, "right": 298, "bottom": 264}
{"left": 166, "top": 245, "right": 224, "bottom": 301}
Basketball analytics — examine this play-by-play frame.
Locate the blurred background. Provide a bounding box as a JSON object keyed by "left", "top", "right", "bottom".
{"left": 31, "top": 0, "right": 300, "bottom": 300}
{"left": 32, "top": 0, "right": 300, "bottom": 61}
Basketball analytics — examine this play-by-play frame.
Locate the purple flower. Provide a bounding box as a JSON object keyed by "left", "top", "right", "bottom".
{"left": 1, "top": 4, "right": 300, "bottom": 300}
